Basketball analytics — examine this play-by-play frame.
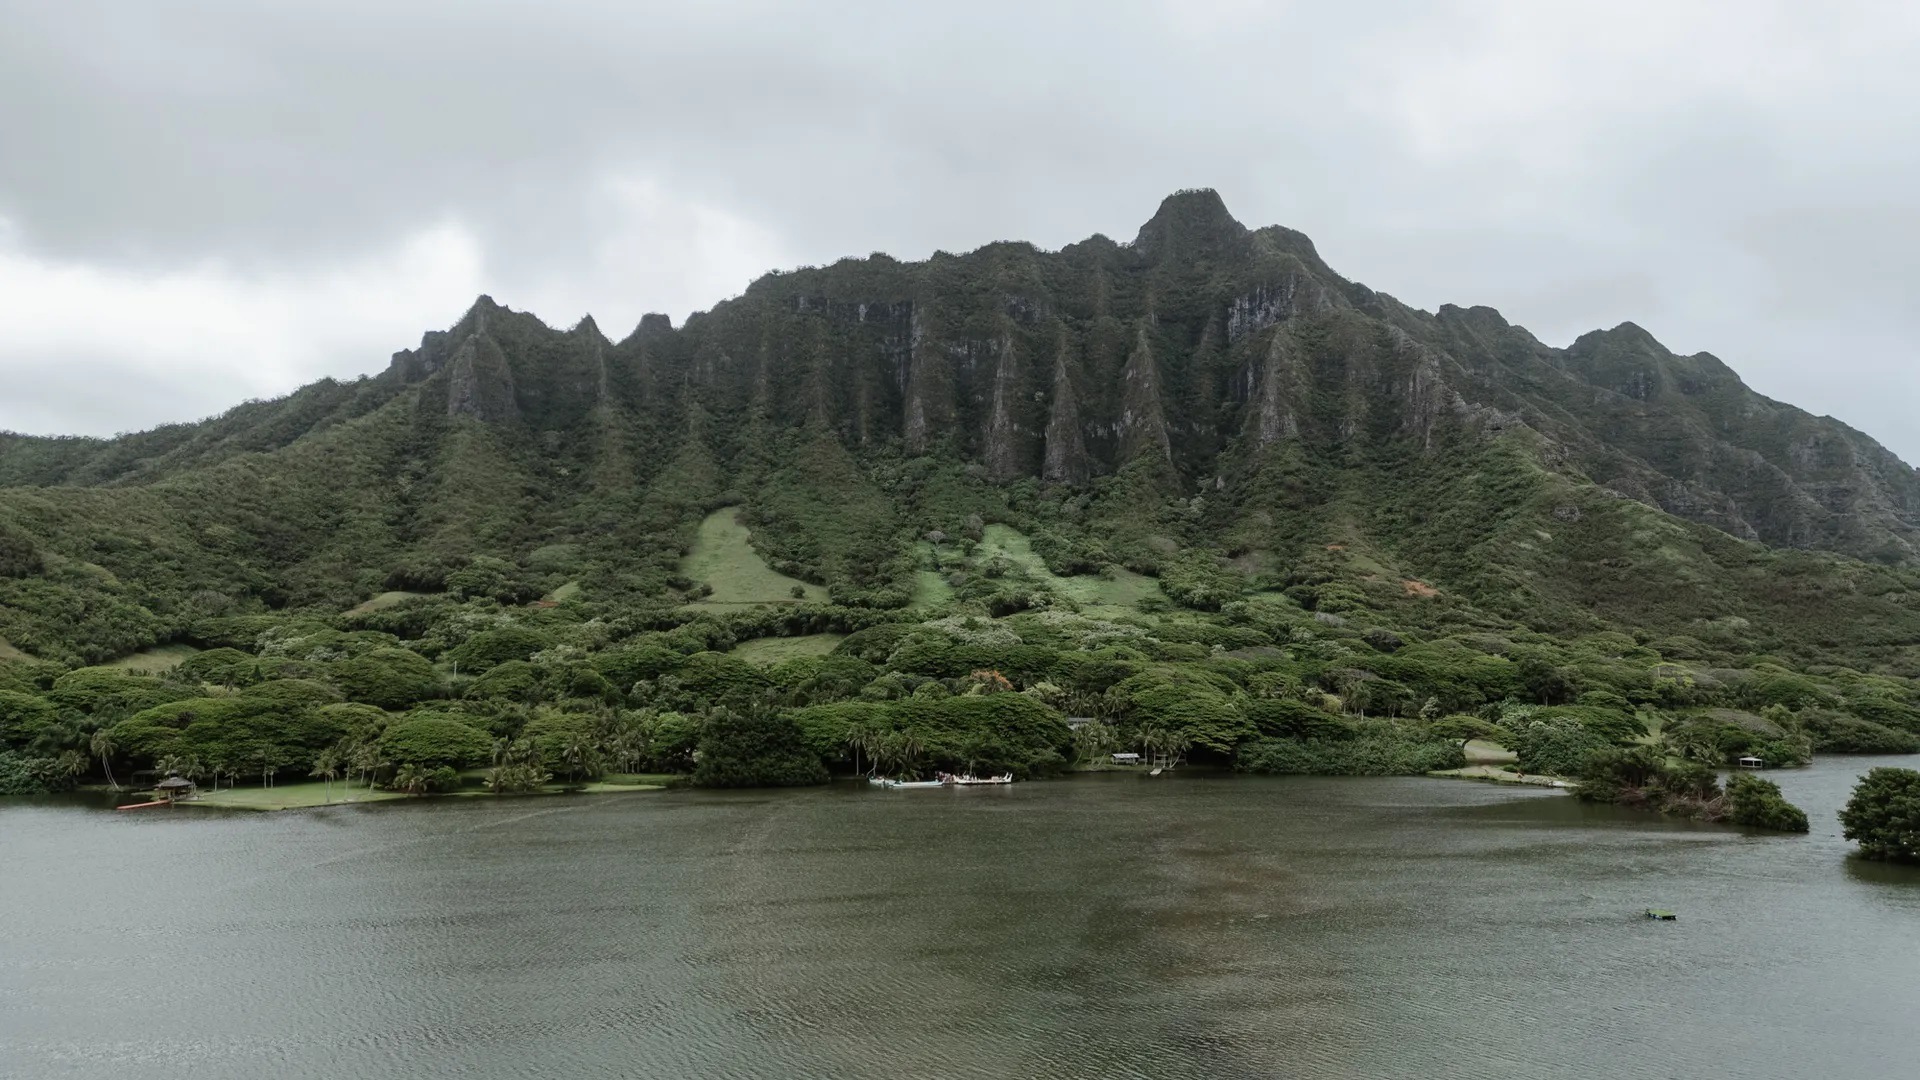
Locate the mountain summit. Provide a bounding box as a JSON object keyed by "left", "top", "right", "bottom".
{"left": 2, "top": 190, "right": 1919, "bottom": 669}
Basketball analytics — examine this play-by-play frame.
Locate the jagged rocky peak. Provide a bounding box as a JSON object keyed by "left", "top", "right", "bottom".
{"left": 456, "top": 294, "right": 504, "bottom": 334}
{"left": 1436, "top": 304, "right": 1513, "bottom": 333}
{"left": 54, "top": 185, "right": 1908, "bottom": 566}
{"left": 1561, "top": 322, "right": 1743, "bottom": 401}
{"left": 1131, "top": 188, "right": 1249, "bottom": 262}
{"left": 445, "top": 333, "right": 519, "bottom": 422}
{"left": 1043, "top": 340, "right": 1089, "bottom": 486}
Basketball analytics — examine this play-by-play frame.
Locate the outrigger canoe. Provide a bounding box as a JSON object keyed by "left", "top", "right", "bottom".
{"left": 948, "top": 773, "right": 1013, "bottom": 786}
{"left": 867, "top": 773, "right": 1016, "bottom": 788}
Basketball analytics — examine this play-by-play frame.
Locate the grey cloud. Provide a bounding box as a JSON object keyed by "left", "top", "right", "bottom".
{"left": 1, "top": 0, "right": 1917, "bottom": 460}
{"left": 0, "top": 351, "right": 233, "bottom": 437}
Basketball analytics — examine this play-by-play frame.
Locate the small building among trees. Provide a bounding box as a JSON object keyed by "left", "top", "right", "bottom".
{"left": 156, "top": 776, "right": 198, "bottom": 801}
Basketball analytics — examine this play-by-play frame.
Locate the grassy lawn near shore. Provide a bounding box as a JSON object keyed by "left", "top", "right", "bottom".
{"left": 575, "top": 773, "right": 676, "bottom": 793}
{"left": 171, "top": 773, "right": 687, "bottom": 810}
{"left": 1431, "top": 740, "right": 1569, "bottom": 788}
{"left": 1428, "top": 765, "right": 1572, "bottom": 788}
{"left": 179, "top": 781, "right": 406, "bottom": 811}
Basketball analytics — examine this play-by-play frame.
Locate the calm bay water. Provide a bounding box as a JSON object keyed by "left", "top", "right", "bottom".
{"left": 3, "top": 759, "right": 1918, "bottom": 1080}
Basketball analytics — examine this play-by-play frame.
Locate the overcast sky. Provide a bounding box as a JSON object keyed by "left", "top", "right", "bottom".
{"left": 3, "top": 0, "right": 1918, "bottom": 461}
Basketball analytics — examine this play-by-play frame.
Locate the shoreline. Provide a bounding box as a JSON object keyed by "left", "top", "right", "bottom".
{"left": 110, "top": 762, "right": 1595, "bottom": 813}
{"left": 132, "top": 775, "right": 681, "bottom": 813}
{"left": 1427, "top": 764, "right": 1574, "bottom": 789}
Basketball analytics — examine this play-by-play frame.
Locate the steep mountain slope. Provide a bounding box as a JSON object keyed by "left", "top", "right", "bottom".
{"left": 3, "top": 190, "right": 1919, "bottom": 673}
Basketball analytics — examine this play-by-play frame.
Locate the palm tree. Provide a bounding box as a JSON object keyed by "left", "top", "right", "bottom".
{"left": 561, "top": 733, "right": 600, "bottom": 784}
{"left": 390, "top": 764, "right": 429, "bottom": 795}
{"left": 312, "top": 749, "right": 341, "bottom": 804}
{"left": 89, "top": 728, "right": 119, "bottom": 791}
{"left": 845, "top": 728, "right": 880, "bottom": 777}
{"left": 1163, "top": 732, "right": 1192, "bottom": 770}
{"left": 351, "top": 743, "right": 385, "bottom": 792}
{"left": 877, "top": 730, "right": 926, "bottom": 779}
{"left": 1137, "top": 725, "right": 1161, "bottom": 762}
{"left": 1673, "top": 729, "right": 1723, "bottom": 765}
{"left": 30, "top": 718, "right": 84, "bottom": 758}
{"left": 1071, "top": 721, "right": 1114, "bottom": 766}
{"left": 870, "top": 732, "right": 902, "bottom": 778}
{"left": 1137, "top": 726, "right": 1189, "bottom": 770}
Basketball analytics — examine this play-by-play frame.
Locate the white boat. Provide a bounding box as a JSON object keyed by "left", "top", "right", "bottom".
{"left": 947, "top": 773, "right": 1014, "bottom": 786}
{"left": 868, "top": 776, "right": 950, "bottom": 789}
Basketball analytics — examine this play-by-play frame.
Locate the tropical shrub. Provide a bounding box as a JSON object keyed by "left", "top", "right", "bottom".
{"left": 334, "top": 648, "right": 441, "bottom": 709}
{"left": 0, "top": 750, "right": 55, "bottom": 794}
{"left": 1426, "top": 715, "right": 1516, "bottom": 744}
{"left": 1236, "top": 727, "right": 1464, "bottom": 775}
{"left": 1511, "top": 718, "right": 1612, "bottom": 776}
{"left": 693, "top": 709, "right": 828, "bottom": 788}
{"left": 379, "top": 715, "right": 493, "bottom": 770}
{"left": 1797, "top": 710, "right": 1920, "bottom": 754}
{"left": 1840, "top": 767, "right": 1920, "bottom": 864}
{"left": 447, "top": 628, "right": 552, "bottom": 674}
{"left": 0, "top": 691, "right": 59, "bottom": 751}
{"left": 1724, "top": 773, "right": 1809, "bottom": 832}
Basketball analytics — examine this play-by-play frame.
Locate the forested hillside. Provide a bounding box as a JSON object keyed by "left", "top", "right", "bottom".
{"left": 3, "top": 190, "right": 1918, "bottom": 800}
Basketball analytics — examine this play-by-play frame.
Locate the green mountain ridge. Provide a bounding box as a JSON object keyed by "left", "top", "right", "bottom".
{"left": 1, "top": 189, "right": 1918, "bottom": 674}
{"left": 7, "top": 191, "right": 1920, "bottom": 812}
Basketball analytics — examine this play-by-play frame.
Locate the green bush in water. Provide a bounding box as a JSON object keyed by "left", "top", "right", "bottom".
{"left": 1725, "top": 773, "right": 1809, "bottom": 833}
{"left": 1840, "top": 767, "right": 1920, "bottom": 863}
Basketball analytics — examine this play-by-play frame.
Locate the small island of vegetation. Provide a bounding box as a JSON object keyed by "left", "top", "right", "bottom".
{"left": 1841, "top": 767, "right": 1920, "bottom": 864}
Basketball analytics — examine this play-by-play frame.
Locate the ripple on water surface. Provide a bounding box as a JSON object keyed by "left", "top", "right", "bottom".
{"left": 3, "top": 760, "right": 1918, "bottom": 1079}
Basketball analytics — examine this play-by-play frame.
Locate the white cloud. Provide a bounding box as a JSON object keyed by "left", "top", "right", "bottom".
{"left": 2, "top": 0, "right": 1917, "bottom": 462}
{"left": 0, "top": 219, "right": 486, "bottom": 436}
{"left": 505, "top": 173, "right": 793, "bottom": 335}
{"left": 0, "top": 175, "right": 790, "bottom": 437}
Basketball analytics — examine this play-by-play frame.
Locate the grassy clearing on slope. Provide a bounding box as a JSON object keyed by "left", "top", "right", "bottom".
{"left": 734, "top": 634, "right": 846, "bottom": 665}
{"left": 547, "top": 581, "right": 582, "bottom": 603}
{"left": 0, "top": 638, "right": 30, "bottom": 663}
{"left": 913, "top": 570, "right": 956, "bottom": 606}
{"left": 347, "top": 590, "right": 427, "bottom": 615}
{"left": 1464, "top": 739, "right": 1518, "bottom": 765}
{"left": 1059, "top": 569, "right": 1163, "bottom": 611}
{"left": 911, "top": 541, "right": 957, "bottom": 606}
{"left": 977, "top": 524, "right": 1163, "bottom": 613}
{"left": 98, "top": 644, "right": 201, "bottom": 674}
{"left": 682, "top": 508, "right": 828, "bottom": 606}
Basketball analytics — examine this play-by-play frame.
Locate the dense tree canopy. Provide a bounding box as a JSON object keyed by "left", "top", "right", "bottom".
{"left": 1840, "top": 768, "right": 1920, "bottom": 864}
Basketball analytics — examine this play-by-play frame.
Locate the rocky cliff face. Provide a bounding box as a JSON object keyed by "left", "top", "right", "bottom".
{"left": 6, "top": 190, "right": 1917, "bottom": 563}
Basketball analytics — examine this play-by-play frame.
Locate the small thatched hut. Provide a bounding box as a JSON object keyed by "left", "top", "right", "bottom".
{"left": 156, "top": 776, "right": 198, "bottom": 801}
